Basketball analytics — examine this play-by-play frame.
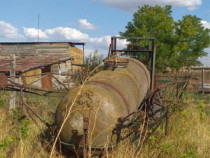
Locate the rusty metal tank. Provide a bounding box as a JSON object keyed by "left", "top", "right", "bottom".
{"left": 55, "top": 58, "right": 150, "bottom": 148}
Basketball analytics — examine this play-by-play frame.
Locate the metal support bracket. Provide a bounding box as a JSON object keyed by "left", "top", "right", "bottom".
{"left": 83, "top": 117, "right": 89, "bottom": 158}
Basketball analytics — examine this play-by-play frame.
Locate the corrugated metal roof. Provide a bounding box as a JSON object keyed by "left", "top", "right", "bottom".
{"left": 0, "top": 42, "right": 85, "bottom": 46}
{"left": 0, "top": 56, "right": 73, "bottom": 75}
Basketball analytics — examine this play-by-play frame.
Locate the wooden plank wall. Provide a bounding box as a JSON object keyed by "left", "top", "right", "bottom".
{"left": 0, "top": 43, "right": 70, "bottom": 57}
{"left": 0, "top": 43, "right": 84, "bottom": 89}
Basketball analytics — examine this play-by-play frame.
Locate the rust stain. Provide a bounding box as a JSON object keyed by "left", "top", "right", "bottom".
{"left": 41, "top": 66, "right": 52, "bottom": 89}
{"left": 0, "top": 73, "right": 8, "bottom": 89}
{"left": 129, "top": 59, "right": 150, "bottom": 88}
{"left": 88, "top": 80, "right": 130, "bottom": 114}
{"left": 0, "top": 56, "right": 72, "bottom": 74}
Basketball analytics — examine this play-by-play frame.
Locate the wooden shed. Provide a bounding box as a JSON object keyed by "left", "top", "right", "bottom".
{"left": 0, "top": 42, "right": 85, "bottom": 89}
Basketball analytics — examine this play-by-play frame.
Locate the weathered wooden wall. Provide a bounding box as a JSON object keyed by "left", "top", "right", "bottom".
{"left": 0, "top": 43, "right": 84, "bottom": 89}
{"left": 0, "top": 43, "right": 70, "bottom": 57}
{"left": 22, "top": 69, "right": 41, "bottom": 87}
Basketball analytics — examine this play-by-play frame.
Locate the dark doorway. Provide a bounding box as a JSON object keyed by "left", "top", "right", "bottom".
{"left": 41, "top": 66, "right": 52, "bottom": 89}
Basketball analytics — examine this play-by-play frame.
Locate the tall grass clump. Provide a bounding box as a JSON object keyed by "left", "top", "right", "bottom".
{"left": 110, "top": 92, "right": 210, "bottom": 158}
{"left": 0, "top": 89, "right": 209, "bottom": 158}
{"left": 0, "top": 91, "right": 65, "bottom": 158}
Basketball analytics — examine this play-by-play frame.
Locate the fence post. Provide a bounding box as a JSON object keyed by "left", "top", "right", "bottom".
{"left": 176, "top": 75, "right": 179, "bottom": 99}
{"left": 165, "top": 106, "right": 169, "bottom": 136}
{"left": 9, "top": 54, "right": 16, "bottom": 109}
{"left": 83, "top": 117, "right": 89, "bottom": 158}
{"left": 201, "top": 68, "right": 204, "bottom": 88}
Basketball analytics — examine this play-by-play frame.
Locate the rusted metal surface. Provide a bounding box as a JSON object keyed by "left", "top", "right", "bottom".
{"left": 109, "top": 36, "right": 156, "bottom": 91}
{"left": 83, "top": 117, "right": 89, "bottom": 158}
{"left": 41, "top": 66, "right": 52, "bottom": 89}
{"left": 0, "top": 73, "right": 8, "bottom": 88}
{"left": 0, "top": 56, "right": 73, "bottom": 75}
{"left": 1, "top": 76, "right": 68, "bottom": 96}
{"left": 50, "top": 74, "right": 68, "bottom": 90}
{"left": 55, "top": 57, "right": 150, "bottom": 149}
{"left": 88, "top": 80, "right": 130, "bottom": 114}
{"left": 0, "top": 41, "right": 84, "bottom": 45}
{"left": 129, "top": 59, "right": 150, "bottom": 88}
{"left": 104, "top": 56, "right": 129, "bottom": 69}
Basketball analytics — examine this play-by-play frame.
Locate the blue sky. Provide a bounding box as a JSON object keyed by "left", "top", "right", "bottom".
{"left": 0, "top": 0, "right": 209, "bottom": 65}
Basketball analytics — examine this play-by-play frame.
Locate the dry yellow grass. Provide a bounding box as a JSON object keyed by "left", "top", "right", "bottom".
{"left": 0, "top": 91, "right": 209, "bottom": 158}
{"left": 0, "top": 92, "right": 64, "bottom": 158}
{"left": 110, "top": 92, "right": 210, "bottom": 158}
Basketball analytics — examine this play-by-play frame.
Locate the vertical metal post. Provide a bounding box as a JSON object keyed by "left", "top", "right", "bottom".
{"left": 176, "top": 76, "right": 179, "bottom": 98}
{"left": 69, "top": 44, "right": 72, "bottom": 74}
{"left": 65, "top": 62, "right": 70, "bottom": 89}
{"left": 83, "top": 117, "right": 89, "bottom": 158}
{"left": 113, "top": 37, "right": 117, "bottom": 51}
{"left": 202, "top": 68, "right": 204, "bottom": 88}
{"left": 148, "top": 39, "right": 152, "bottom": 50}
{"left": 83, "top": 44, "right": 85, "bottom": 65}
{"left": 111, "top": 37, "right": 114, "bottom": 55}
{"left": 10, "top": 54, "right": 16, "bottom": 109}
{"left": 20, "top": 88, "right": 24, "bottom": 114}
{"left": 165, "top": 106, "right": 169, "bottom": 136}
{"left": 108, "top": 44, "right": 111, "bottom": 58}
{"left": 68, "top": 44, "right": 72, "bottom": 88}
{"left": 150, "top": 41, "right": 156, "bottom": 92}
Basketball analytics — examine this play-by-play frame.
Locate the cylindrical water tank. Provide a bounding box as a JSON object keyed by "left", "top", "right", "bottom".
{"left": 55, "top": 58, "right": 150, "bottom": 147}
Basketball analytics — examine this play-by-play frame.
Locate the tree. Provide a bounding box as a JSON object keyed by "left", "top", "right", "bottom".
{"left": 121, "top": 5, "right": 175, "bottom": 71}
{"left": 174, "top": 15, "right": 210, "bottom": 69}
{"left": 121, "top": 5, "right": 210, "bottom": 72}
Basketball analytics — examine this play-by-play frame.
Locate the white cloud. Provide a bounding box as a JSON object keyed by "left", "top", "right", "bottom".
{"left": 199, "top": 48, "right": 210, "bottom": 66}
{"left": 23, "top": 27, "right": 89, "bottom": 42}
{"left": 23, "top": 27, "right": 48, "bottom": 40}
{"left": 201, "top": 20, "right": 210, "bottom": 29}
{"left": 78, "top": 19, "right": 96, "bottom": 30}
{"left": 45, "top": 27, "right": 89, "bottom": 41}
{"left": 0, "top": 21, "right": 22, "bottom": 39}
{"left": 88, "top": 35, "right": 128, "bottom": 50}
{"left": 22, "top": 26, "right": 126, "bottom": 53}
{"left": 98, "top": 0, "right": 202, "bottom": 12}
{"left": 89, "top": 35, "right": 111, "bottom": 49}
{"left": 117, "top": 38, "right": 129, "bottom": 49}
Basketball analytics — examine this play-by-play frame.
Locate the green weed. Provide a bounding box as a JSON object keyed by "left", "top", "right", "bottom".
{"left": 198, "top": 100, "right": 206, "bottom": 123}
{"left": 0, "top": 100, "right": 4, "bottom": 107}
{"left": 20, "top": 118, "right": 30, "bottom": 140}
{"left": 180, "top": 150, "right": 198, "bottom": 158}
{"left": 0, "top": 136, "right": 13, "bottom": 151}
{"left": 162, "top": 143, "right": 173, "bottom": 154}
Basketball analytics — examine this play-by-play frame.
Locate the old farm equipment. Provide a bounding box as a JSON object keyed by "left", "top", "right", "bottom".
{"left": 0, "top": 37, "right": 190, "bottom": 157}
{"left": 54, "top": 37, "right": 190, "bottom": 157}
{"left": 55, "top": 57, "right": 150, "bottom": 147}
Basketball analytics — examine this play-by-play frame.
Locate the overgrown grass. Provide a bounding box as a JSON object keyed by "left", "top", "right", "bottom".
{"left": 0, "top": 90, "right": 209, "bottom": 158}
{"left": 110, "top": 91, "right": 210, "bottom": 158}
{"left": 0, "top": 91, "right": 65, "bottom": 158}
